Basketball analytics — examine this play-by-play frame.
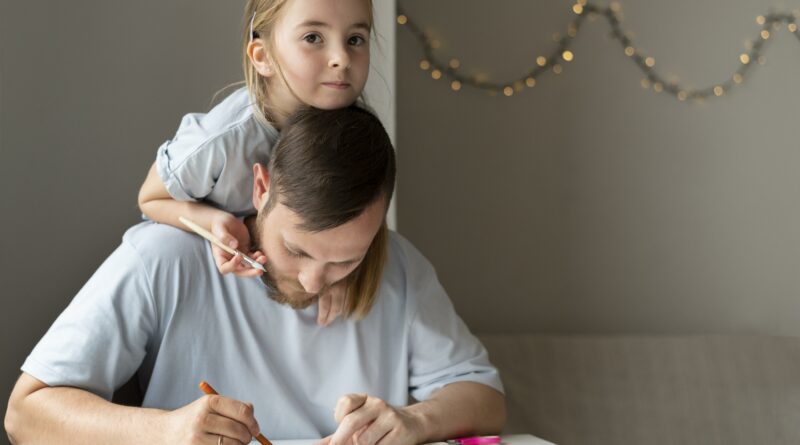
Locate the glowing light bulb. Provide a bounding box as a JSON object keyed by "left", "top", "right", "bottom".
{"left": 526, "top": 77, "right": 536, "bottom": 87}
{"left": 714, "top": 86, "right": 724, "bottom": 96}
{"left": 562, "top": 50, "right": 574, "bottom": 62}
{"left": 733, "top": 73, "right": 743, "bottom": 84}
{"left": 625, "top": 46, "right": 635, "bottom": 56}
{"left": 568, "top": 25, "right": 578, "bottom": 37}
{"left": 503, "top": 86, "right": 514, "bottom": 96}
{"left": 740, "top": 54, "right": 750, "bottom": 64}
{"left": 761, "top": 30, "right": 770, "bottom": 39}
{"left": 431, "top": 69, "right": 442, "bottom": 80}
{"left": 653, "top": 82, "right": 663, "bottom": 92}
{"left": 536, "top": 56, "right": 547, "bottom": 67}
{"left": 397, "top": 15, "right": 407, "bottom": 25}
{"left": 449, "top": 59, "right": 460, "bottom": 69}
{"left": 756, "top": 15, "right": 766, "bottom": 25}
{"left": 451, "top": 80, "right": 461, "bottom": 91}
{"left": 645, "top": 57, "right": 655, "bottom": 67}
{"left": 573, "top": 4, "right": 584, "bottom": 14}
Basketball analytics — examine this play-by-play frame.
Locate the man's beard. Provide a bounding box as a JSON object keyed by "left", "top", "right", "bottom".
{"left": 259, "top": 260, "right": 319, "bottom": 309}
{"left": 249, "top": 214, "right": 322, "bottom": 310}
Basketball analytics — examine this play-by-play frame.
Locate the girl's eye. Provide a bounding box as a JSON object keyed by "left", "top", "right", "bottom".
{"left": 303, "top": 33, "right": 322, "bottom": 44}
{"left": 348, "top": 35, "right": 366, "bottom": 46}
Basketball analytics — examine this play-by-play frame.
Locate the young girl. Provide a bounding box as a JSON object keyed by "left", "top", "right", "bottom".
{"left": 137, "top": 0, "right": 374, "bottom": 325}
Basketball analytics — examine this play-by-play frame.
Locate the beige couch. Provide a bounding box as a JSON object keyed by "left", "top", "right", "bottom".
{"left": 479, "top": 334, "right": 800, "bottom": 445}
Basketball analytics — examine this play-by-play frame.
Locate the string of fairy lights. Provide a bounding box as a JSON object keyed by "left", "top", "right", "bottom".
{"left": 396, "top": 1, "right": 800, "bottom": 101}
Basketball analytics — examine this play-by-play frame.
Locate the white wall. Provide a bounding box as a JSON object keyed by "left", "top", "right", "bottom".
{"left": 365, "top": 0, "right": 397, "bottom": 228}
{"left": 397, "top": 0, "right": 800, "bottom": 335}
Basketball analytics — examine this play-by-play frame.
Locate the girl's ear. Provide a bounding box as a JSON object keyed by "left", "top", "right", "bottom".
{"left": 252, "top": 163, "right": 271, "bottom": 210}
{"left": 247, "top": 39, "right": 275, "bottom": 77}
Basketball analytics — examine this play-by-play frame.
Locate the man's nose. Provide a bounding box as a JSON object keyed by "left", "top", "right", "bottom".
{"left": 298, "top": 265, "right": 326, "bottom": 294}
{"left": 328, "top": 43, "right": 350, "bottom": 69}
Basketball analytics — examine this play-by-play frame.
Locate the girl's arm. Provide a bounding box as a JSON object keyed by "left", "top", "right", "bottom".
{"left": 137, "top": 162, "right": 264, "bottom": 277}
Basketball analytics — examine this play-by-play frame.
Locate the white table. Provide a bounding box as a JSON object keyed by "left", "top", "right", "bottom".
{"left": 266, "top": 434, "right": 555, "bottom": 445}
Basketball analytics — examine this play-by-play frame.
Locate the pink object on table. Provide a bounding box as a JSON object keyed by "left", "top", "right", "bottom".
{"left": 451, "top": 436, "right": 502, "bottom": 445}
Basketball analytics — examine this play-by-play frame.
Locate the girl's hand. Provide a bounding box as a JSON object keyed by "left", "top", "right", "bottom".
{"left": 210, "top": 213, "right": 266, "bottom": 277}
{"left": 317, "top": 280, "right": 348, "bottom": 326}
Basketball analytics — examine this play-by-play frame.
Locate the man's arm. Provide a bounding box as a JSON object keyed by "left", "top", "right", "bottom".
{"left": 324, "top": 382, "right": 506, "bottom": 445}
{"left": 406, "top": 381, "right": 506, "bottom": 440}
{"left": 5, "top": 373, "right": 260, "bottom": 445}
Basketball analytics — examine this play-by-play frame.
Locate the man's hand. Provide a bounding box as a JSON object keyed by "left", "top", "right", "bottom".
{"left": 319, "top": 394, "right": 426, "bottom": 445}
{"left": 210, "top": 213, "right": 266, "bottom": 277}
{"left": 317, "top": 280, "right": 348, "bottom": 326}
{"left": 163, "top": 394, "right": 261, "bottom": 445}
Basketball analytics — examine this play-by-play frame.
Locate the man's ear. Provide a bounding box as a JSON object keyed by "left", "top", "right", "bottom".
{"left": 253, "top": 163, "right": 271, "bottom": 210}
{"left": 247, "top": 39, "right": 275, "bottom": 77}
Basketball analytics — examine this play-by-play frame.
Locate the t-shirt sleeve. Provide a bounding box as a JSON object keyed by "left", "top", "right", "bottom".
{"left": 154, "top": 96, "right": 277, "bottom": 217}
{"left": 21, "top": 239, "right": 158, "bottom": 400}
{"left": 405, "top": 244, "right": 504, "bottom": 401}
{"left": 155, "top": 112, "right": 227, "bottom": 202}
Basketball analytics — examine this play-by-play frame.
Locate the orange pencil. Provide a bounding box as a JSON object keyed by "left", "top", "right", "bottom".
{"left": 199, "top": 380, "right": 273, "bottom": 445}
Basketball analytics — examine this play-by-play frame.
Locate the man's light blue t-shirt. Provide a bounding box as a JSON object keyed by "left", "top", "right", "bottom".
{"left": 155, "top": 87, "right": 279, "bottom": 216}
{"left": 22, "top": 223, "right": 503, "bottom": 439}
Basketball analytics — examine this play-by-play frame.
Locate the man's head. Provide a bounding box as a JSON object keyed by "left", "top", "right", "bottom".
{"left": 250, "top": 105, "right": 395, "bottom": 318}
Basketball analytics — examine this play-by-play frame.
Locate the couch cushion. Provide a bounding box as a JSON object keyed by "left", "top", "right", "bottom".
{"left": 478, "top": 334, "right": 800, "bottom": 445}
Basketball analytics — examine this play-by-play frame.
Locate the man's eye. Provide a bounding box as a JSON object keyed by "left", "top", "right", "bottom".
{"left": 303, "top": 34, "right": 322, "bottom": 44}
{"left": 286, "top": 248, "right": 303, "bottom": 258}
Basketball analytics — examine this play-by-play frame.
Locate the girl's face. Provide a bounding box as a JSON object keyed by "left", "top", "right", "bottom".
{"left": 268, "top": 0, "right": 371, "bottom": 114}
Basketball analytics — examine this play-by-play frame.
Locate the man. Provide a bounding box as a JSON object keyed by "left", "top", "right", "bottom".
{"left": 5, "top": 106, "right": 505, "bottom": 445}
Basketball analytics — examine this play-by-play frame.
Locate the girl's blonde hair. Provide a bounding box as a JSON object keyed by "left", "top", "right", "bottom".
{"left": 242, "top": 0, "right": 374, "bottom": 124}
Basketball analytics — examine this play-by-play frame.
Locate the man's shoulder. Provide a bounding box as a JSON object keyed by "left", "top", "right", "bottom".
{"left": 122, "top": 222, "right": 208, "bottom": 264}
{"left": 387, "top": 231, "right": 430, "bottom": 267}
{"left": 383, "top": 231, "right": 438, "bottom": 290}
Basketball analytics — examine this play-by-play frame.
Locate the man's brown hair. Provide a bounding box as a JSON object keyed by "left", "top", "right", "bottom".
{"left": 263, "top": 105, "right": 396, "bottom": 319}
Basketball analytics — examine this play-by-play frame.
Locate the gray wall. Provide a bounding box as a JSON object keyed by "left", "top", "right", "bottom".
{"left": 0, "top": 0, "right": 393, "bottom": 436}
{"left": 0, "top": 0, "right": 242, "bottom": 425}
{"left": 397, "top": 0, "right": 800, "bottom": 335}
